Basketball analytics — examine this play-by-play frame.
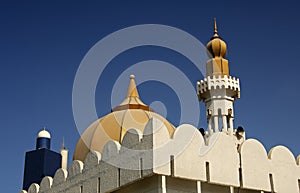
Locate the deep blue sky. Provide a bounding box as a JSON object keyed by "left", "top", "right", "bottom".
{"left": 1, "top": 1, "right": 300, "bottom": 192}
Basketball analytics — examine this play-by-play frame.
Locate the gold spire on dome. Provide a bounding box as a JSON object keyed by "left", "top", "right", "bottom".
{"left": 206, "top": 18, "right": 229, "bottom": 76}
{"left": 112, "top": 75, "right": 152, "bottom": 112}
{"left": 126, "top": 74, "right": 139, "bottom": 98}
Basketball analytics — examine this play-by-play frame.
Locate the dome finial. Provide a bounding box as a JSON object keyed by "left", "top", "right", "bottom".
{"left": 126, "top": 74, "right": 139, "bottom": 98}
{"left": 112, "top": 74, "right": 152, "bottom": 112}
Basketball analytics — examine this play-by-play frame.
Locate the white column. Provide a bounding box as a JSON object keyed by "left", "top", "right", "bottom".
{"left": 197, "top": 181, "right": 201, "bottom": 193}
{"left": 229, "top": 117, "right": 234, "bottom": 134}
{"left": 60, "top": 148, "right": 68, "bottom": 170}
{"left": 213, "top": 116, "right": 219, "bottom": 132}
{"left": 230, "top": 186, "right": 234, "bottom": 193}
{"left": 222, "top": 115, "right": 227, "bottom": 132}
{"left": 161, "top": 176, "right": 166, "bottom": 193}
{"left": 208, "top": 117, "right": 213, "bottom": 135}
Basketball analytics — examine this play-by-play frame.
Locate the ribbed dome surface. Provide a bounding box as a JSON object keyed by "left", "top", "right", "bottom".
{"left": 73, "top": 75, "right": 175, "bottom": 161}
{"left": 206, "top": 37, "right": 227, "bottom": 58}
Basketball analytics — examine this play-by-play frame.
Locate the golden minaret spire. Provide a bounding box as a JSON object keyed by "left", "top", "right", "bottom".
{"left": 213, "top": 18, "right": 219, "bottom": 37}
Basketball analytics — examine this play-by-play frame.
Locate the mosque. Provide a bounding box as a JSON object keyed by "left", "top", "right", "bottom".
{"left": 20, "top": 21, "right": 300, "bottom": 193}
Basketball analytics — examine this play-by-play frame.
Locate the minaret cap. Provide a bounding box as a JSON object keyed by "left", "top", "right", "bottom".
{"left": 206, "top": 18, "right": 227, "bottom": 58}
{"left": 36, "top": 128, "right": 51, "bottom": 150}
{"left": 37, "top": 129, "right": 51, "bottom": 139}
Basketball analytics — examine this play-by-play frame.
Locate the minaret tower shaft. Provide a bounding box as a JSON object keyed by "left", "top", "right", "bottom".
{"left": 23, "top": 129, "right": 62, "bottom": 190}
{"left": 197, "top": 19, "right": 240, "bottom": 136}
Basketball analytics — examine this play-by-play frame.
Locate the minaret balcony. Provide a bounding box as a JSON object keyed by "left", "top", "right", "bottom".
{"left": 197, "top": 75, "right": 240, "bottom": 101}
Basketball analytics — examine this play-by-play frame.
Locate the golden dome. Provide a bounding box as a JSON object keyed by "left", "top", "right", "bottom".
{"left": 206, "top": 18, "right": 227, "bottom": 58}
{"left": 73, "top": 75, "right": 176, "bottom": 161}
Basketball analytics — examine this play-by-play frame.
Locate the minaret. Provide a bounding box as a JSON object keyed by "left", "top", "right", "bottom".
{"left": 60, "top": 137, "right": 69, "bottom": 170}
{"left": 197, "top": 19, "right": 240, "bottom": 136}
{"left": 22, "top": 129, "right": 62, "bottom": 190}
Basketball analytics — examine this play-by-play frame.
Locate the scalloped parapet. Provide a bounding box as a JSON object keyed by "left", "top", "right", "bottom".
{"left": 83, "top": 150, "right": 101, "bottom": 171}
{"left": 197, "top": 75, "right": 240, "bottom": 100}
{"left": 27, "top": 183, "right": 39, "bottom": 193}
{"left": 67, "top": 160, "right": 84, "bottom": 179}
{"left": 239, "top": 139, "right": 300, "bottom": 193}
{"left": 52, "top": 168, "right": 67, "bottom": 186}
{"left": 20, "top": 119, "right": 300, "bottom": 193}
{"left": 39, "top": 177, "right": 52, "bottom": 192}
{"left": 238, "top": 139, "right": 271, "bottom": 191}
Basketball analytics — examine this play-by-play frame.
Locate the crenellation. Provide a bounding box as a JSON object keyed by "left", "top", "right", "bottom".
{"left": 119, "top": 129, "right": 144, "bottom": 186}
{"left": 28, "top": 183, "right": 39, "bottom": 193}
{"left": 121, "top": 128, "right": 143, "bottom": 149}
{"left": 240, "top": 140, "right": 300, "bottom": 193}
{"left": 83, "top": 151, "right": 101, "bottom": 172}
{"left": 239, "top": 139, "right": 272, "bottom": 191}
{"left": 39, "top": 177, "right": 52, "bottom": 192}
{"left": 172, "top": 124, "right": 206, "bottom": 181}
{"left": 269, "top": 146, "right": 299, "bottom": 193}
{"left": 101, "top": 141, "right": 121, "bottom": 172}
{"left": 67, "top": 160, "right": 84, "bottom": 179}
{"left": 197, "top": 75, "right": 240, "bottom": 96}
{"left": 52, "top": 168, "right": 67, "bottom": 186}
{"left": 268, "top": 145, "right": 297, "bottom": 164}
{"left": 202, "top": 133, "right": 240, "bottom": 187}
{"left": 144, "top": 118, "right": 171, "bottom": 175}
